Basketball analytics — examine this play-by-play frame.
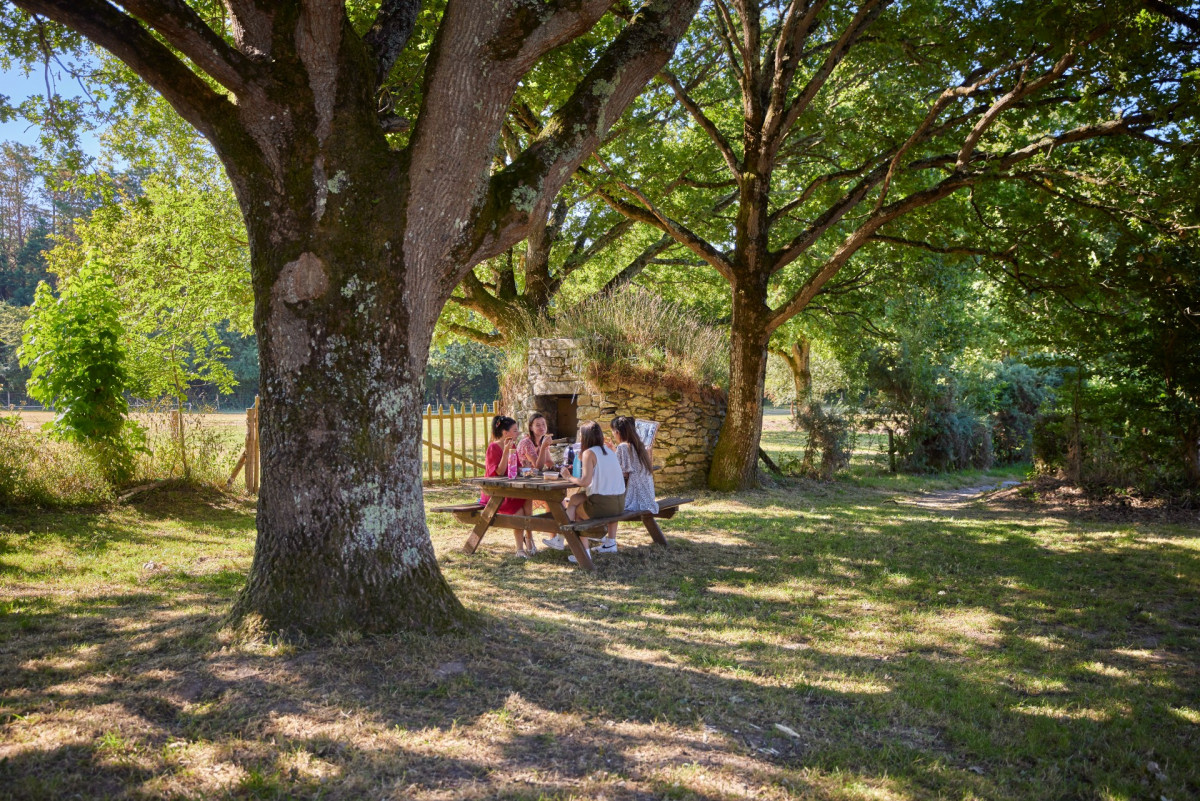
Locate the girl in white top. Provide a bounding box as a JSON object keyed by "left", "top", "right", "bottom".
{"left": 544, "top": 420, "right": 625, "bottom": 560}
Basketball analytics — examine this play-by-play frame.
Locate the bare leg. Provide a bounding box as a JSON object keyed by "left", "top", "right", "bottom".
{"left": 522, "top": 500, "right": 534, "bottom": 550}
{"left": 564, "top": 493, "right": 587, "bottom": 523}
{"left": 513, "top": 528, "right": 526, "bottom": 553}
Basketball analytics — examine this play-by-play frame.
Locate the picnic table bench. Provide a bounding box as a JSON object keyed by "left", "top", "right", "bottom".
{"left": 431, "top": 475, "right": 691, "bottom": 570}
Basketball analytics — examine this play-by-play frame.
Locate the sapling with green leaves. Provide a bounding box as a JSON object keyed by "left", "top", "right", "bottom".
{"left": 19, "top": 258, "right": 137, "bottom": 483}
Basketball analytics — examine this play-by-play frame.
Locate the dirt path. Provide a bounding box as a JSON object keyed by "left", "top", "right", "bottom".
{"left": 900, "top": 479, "right": 1023, "bottom": 511}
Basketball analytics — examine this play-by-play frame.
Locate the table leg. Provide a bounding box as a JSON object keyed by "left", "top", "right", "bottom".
{"left": 464, "top": 495, "right": 503, "bottom": 554}
{"left": 642, "top": 514, "right": 668, "bottom": 546}
{"left": 549, "top": 501, "right": 594, "bottom": 570}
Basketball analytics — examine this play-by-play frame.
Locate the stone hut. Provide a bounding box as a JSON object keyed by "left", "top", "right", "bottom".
{"left": 503, "top": 338, "right": 726, "bottom": 490}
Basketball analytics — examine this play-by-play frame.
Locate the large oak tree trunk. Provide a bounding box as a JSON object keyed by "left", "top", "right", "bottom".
{"left": 229, "top": 149, "right": 465, "bottom": 634}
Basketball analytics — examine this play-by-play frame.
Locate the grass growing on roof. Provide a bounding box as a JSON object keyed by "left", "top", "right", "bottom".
{"left": 2, "top": 467, "right": 1198, "bottom": 799}
{"left": 505, "top": 288, "right": 729, "bottom": 396}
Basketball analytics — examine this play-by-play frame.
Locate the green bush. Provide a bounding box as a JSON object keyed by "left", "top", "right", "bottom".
{"left": 788, "top": 402, "right": 856, "bottom": 479}
{"left": 1033, "top": 373, "right": 1194, "bottom": 497}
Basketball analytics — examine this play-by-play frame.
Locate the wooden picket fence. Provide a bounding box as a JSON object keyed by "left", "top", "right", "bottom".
{"left": 228, "top": 397, "right": 501, "bottom": 492}
{"left": 421, "top": 401, "right": 501, "bottom": 484}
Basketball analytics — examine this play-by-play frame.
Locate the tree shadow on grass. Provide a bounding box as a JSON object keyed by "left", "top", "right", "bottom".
{"left": 2, "top": 486, "right": 1198, "bottom": 799}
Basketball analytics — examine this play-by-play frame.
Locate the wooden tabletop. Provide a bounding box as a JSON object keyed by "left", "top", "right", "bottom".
{"left": 464, "top": 475, "right": 575, "bottom": 491}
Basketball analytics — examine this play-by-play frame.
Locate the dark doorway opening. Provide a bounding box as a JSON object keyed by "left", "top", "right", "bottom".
{"left": 532, "top": 394, "right": 579, "bottom": 441}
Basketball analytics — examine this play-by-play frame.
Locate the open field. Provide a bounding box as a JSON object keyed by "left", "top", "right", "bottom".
{"left": 2, "top": 467, "right": 1197, "bottom": 800}
{"left": 6, "top": 409, "right": 496, "bottom": 484}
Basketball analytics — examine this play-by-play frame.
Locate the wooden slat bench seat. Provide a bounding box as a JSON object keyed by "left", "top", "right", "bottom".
{"left": 560, "top": 496, "right": 693, "bottom": 546}
{"left": 430, "top": 502, "right": 486, "bottom": 514}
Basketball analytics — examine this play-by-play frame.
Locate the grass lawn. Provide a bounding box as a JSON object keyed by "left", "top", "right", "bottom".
{"left": 1, "top": 471, "right": 1197, "bottom": 799}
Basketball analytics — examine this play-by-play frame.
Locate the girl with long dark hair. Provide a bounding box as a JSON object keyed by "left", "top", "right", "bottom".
{"left": 544, "top": 420, "right": 625, "bottom": 562}
{"left": 597, "top": 416, "right": 659, "bottom": 552}
{"left": 482, "top": 415, "right": 535, "bottom": 557}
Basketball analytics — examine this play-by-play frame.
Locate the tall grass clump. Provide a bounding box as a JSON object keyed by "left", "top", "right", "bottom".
{"left": 506, "top": 289, "right": 728, "bottom": 396}
{"left": 0, "top": 416, "right": 115, "bottom": 507}
{"left": 129, "top": 402, "right": 244, "bottom": 486}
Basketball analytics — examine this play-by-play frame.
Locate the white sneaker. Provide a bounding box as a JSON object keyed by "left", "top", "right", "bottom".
{"left": 542, "top": 534, "right": 566, "bottom": 551}
{"left": 594, "top": 537, "right": 618, "bottom": 555}
{"left": 567, "top": 548, "right": 591, "bottom": 564}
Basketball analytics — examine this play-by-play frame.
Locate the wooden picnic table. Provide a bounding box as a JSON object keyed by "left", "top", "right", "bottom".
{"left": 433, "top": 475, "right": 690, "bottom": 571}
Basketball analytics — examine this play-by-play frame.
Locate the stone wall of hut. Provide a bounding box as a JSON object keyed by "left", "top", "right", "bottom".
{"left": 503, "top": 338, "right": 726, "bottom": 490}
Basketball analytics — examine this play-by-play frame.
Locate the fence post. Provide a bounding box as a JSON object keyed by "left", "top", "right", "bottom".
{"left": 245, "top": 397, "right": 257, "bottom": 494}
{"left": 425, "top": 404, "right": 433, "bottom": 484}
{"left": 437, "top": 404, "right": 445, "bottom": 483}
{"left": 449, "top": 402, "right": 457, "bottom": 480}
{"left": 471, "top": 402, "right": 478, "bottom": 477}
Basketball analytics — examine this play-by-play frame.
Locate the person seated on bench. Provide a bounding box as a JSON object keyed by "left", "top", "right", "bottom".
{"left": 517, "top": 412, "right": 556, "bottom": 472}
{"left": 483, "top": 415, "right": 535, "bottom": 557}
{"left": 599, "top": 415, "right": 659, "bottom": 552}
{"left": 544, "top": 420, "right": 624, "bottom": 562}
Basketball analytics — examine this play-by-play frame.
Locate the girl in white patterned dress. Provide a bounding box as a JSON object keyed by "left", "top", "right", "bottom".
{"left": 601, "top": 416, "right": 658, "bottom": 553}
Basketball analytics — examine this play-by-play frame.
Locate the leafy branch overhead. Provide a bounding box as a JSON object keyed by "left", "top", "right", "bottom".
{"left": 9, "top": 0, "right": 701, "bottom": 288}
{"left": 583, "top": 0, "right": 1197, "bottom": 489}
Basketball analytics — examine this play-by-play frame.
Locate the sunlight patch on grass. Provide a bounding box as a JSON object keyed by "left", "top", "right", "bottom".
{"left": 1012, "top": 702, "right": 1114, "bottom": 722}
{"left": 1169, "top": 706, "right": 1200, "bottom": 724}
{"left": 1080, "top": 661, "right": 1133, "bottom": 680}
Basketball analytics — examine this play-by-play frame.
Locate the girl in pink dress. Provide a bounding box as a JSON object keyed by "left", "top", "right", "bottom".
{"left": 482, "top": 415, "right": 535, "bottom": 557}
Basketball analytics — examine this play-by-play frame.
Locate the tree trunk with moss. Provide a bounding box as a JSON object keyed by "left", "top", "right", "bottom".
{"left": 16, "top": 0, "right": 701, "bottom": 636}
{"left": 708, "top": 277, "right": 771, "bottom": 491}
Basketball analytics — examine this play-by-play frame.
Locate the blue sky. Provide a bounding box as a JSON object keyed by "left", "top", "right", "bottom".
{"left": 0, "top": 62, "right": 103, "bottom": 155}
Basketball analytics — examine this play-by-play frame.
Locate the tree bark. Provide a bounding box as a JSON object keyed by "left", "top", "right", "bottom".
{"left": 708, "top": 279, "right": 771, "bottom": 491}
{"left": 775, "top": 335, "right": 812, "bottom": 410}
{"left": 227, "top": 144, "right": 467, "bottom": 634}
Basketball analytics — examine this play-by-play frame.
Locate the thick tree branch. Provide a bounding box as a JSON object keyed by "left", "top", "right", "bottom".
{"left": 589, "top": 174, "right": 736, "bottom": 282}
{"left": 12, "top": 0, "right": 244, "bottom": 151}
{"left": 443, "top": 318, "right": 503, "bottom": 346}
{"left": 766, "top": 0, "right": 890, "bottom": 153}
{"left": 599, "top": 233, "right": 675, "bottom": 293}
{"left": 954, "top": 38, "right": 1093, "bottom": 169}
{"left": 767, "top": 112, "right": 1162, "bottom": 333}
{"left": 711, "top": 0, "right": 747, "bottom": 91}
{"left": 769, "top": 163, "right": 890, "bottom": 273}
{"left": 468, "top": 0, "right": 702, "bottom": 267}
{"left": 363, "top": 0, "right": 421, "bottom": 89}
{"left": 660, "top": 70, "right": 741, "bottom": 179}
{"left": 770, "top": 157, "right": 881, "bottom": 224}
{"left": 768, "top": 173, "right": 974, "bottom": 333}
{"left": 556, "top": 217, "right": 636, "bottom": 285}
{"left": 763, "top": 0, "right": 827, "bottom": 139}
{"left": 120, "top": 0, "right": 254, "bottom": 92}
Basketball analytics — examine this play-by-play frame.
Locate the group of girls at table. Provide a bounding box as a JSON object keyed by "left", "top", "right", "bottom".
{"left": 481, "top": 412, "right": 656, "bottom": 561}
